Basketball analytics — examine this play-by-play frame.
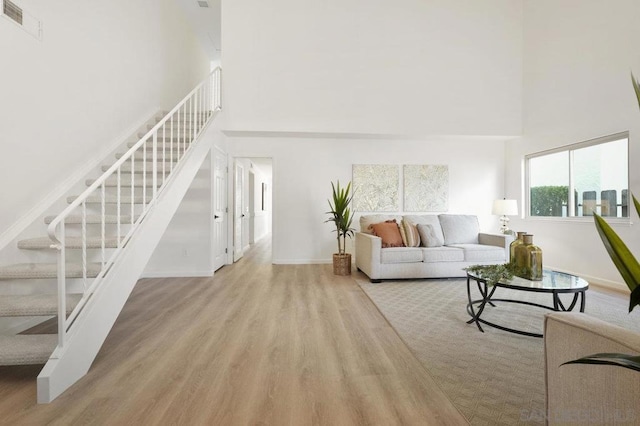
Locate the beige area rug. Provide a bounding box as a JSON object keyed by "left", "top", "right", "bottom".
{"left": 355, "top": 274, "right": 640, "bottom": 426}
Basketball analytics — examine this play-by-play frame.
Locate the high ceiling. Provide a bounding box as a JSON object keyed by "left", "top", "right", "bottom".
{"left": 175, "top": 0, "right": 221, "bottom": 64}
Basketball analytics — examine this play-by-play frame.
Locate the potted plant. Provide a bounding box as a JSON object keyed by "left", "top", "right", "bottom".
{"left": 326, "top": 181, "right": 355, "bottom": 275}
{"left": 563, "top": 73, "right": 640, "bottom": 371}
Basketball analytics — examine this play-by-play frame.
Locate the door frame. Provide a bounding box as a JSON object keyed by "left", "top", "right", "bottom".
{"left": 233, "top": 161, "right": 245, "bottom": 262}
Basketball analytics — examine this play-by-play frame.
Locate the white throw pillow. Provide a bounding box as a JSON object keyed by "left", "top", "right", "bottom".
{"left": 417, "top": 224, "right": 444, "bottom": 247}
{"left": 438, "top": 214, "right": 479, "bottom": 245}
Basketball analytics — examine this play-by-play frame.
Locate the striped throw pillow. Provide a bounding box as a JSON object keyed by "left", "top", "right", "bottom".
{"left": 402, "top": 220, "right": 421, "bottom": 247}
{"left": 398, "top": 221, "right": 409, "bottom": 247}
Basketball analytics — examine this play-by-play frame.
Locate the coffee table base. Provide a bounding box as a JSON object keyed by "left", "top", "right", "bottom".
{"left": 466, "top": 275, "right": 587, "bottom": 338}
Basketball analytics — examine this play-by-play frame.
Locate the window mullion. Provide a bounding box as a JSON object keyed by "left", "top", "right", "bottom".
{"left": 568, "top": 150, "right": 575, "bottom": 217}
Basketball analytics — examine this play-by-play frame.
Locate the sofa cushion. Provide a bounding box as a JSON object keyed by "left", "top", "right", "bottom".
{"left": 448, "top": 244, "right": 505, "bottom": 262}
{"left": 421, "top": 246, "right": 464, "bottom": 262}
{"left": 401, "top": 220, "right": 421, "bottom": 247}
{"left": 438, "top": 214, "right": 479, "bottom": 245}
{"left": 360, "top": 215, "right": 401, "bottom": 234}
{"left": 380, "top": 247, "right": 423, "bottom": 264}
{"left": 417, "top": 224, "right": 444, "bottom": 247}
{"left": 403, "top": 215, "right": 445, "bottom": 243}
{"left": 398, "top": 222, "right": 409, "bottom": 247}
{"left": 370, "top": 220, "right": 404, "bottom": 248}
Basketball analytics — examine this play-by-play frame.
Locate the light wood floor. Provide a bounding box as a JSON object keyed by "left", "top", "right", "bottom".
{"left": 0, "top": 237, "right": 467, "bottom": 425}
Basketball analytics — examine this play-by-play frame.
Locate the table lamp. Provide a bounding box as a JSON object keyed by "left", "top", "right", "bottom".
{"left": 492, "top": 199, "right": 518, "bottom": 234}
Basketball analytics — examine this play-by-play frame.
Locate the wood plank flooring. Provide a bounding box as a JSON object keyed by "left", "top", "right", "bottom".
{"left": 0, "top": 237, "right": 467, "bottom": 425}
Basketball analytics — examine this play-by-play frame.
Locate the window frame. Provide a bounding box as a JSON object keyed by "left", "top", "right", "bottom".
{"left": 525, "top": 131, "right": 630, "bottom": 222}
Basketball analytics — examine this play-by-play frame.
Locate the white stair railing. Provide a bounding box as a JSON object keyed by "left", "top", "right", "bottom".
{"left": 46, "top": 68, "right": 221, "bottom": 354}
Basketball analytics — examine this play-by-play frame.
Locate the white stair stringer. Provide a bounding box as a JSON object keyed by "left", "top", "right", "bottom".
{"left": 36, "top": 133, "right": 213, "bottom": 404}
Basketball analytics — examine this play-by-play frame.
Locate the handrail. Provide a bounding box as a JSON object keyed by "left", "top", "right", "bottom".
{"left": 46, "top": 67, "right": 221, "bottom": 352}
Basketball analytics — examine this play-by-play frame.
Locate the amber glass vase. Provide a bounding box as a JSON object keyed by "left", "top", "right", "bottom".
{"left": 513, "top": 234, "right": 543, "bottom": 280}
{"left": 509, "top": 231, "right": 527, "bottom": 263}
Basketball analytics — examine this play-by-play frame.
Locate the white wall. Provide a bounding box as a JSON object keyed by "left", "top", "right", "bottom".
{"left": 143, "top": 153, "right": 212, "bottom": 277}
{"left": 221, "top": 0, "right": 522, "bottom": 137}
{"left": 143, "top": 118, "right": 227, "bottom": 277}
{"left": 230, "top": 136, "right": 507, "bottom": 263}
{"left": 0, "top": 0, "right": 209, "bottom": 237}
{"left": 505, "top": 0, "right": 640, "bottom": 288}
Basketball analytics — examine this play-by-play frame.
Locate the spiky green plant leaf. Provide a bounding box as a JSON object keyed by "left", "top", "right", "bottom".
{"left": 632, "top": 72, "right": 640, "bottom": 110}
{"left": 561, "top": 72, "right": 640, "bottom": 375}
{"left": 325, "top": 180, "right": 355, "bottom": 254}
{"left": 594, "top": 214, "right": 640, "bottom": 312}
{"left": 562, "top": 353, "right": 640, "bottom": 373}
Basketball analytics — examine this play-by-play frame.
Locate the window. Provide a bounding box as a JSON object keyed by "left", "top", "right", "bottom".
{"left": 526, "top": 133, "right": 629, "bottom": 219}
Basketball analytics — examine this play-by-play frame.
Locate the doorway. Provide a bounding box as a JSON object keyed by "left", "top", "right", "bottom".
{"left": 232, "top": 157, "right": 273, "bottom": 260}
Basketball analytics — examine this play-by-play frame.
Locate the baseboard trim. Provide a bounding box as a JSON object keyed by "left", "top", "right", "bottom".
{"left": 546, "top": 265, "right": 628, "bottom": 294}
{"left": 0, "top": 108, "right": 160, "bottom": 252}
{"left": 141, "top": 270, "right": 214, "bottom": 279}
{"left": 272, "top": 259, "right": 333, "bottom": 265}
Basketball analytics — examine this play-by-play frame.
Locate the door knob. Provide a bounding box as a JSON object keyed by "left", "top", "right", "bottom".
{"left": 214, "top": 215, "right": 220, "bottom": 219}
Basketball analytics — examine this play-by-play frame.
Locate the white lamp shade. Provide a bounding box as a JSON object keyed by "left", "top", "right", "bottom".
{"left": 492, "top": 199, "right": 518, "bottom": 216}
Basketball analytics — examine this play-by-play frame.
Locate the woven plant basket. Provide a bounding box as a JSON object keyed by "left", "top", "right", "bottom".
{"left": 333, "top": 253, "right": 352, "bottom": 275}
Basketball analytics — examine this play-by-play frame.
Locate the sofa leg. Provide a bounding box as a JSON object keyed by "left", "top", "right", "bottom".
{"left": 370, "top": 279, "right": 382, "bottom": 284}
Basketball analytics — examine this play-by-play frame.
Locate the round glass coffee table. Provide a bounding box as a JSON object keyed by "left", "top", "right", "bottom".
{"left": 466, "top": 269, "right": 589, "bottom": 338}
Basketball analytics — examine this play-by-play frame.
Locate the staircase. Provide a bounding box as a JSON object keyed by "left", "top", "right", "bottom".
{"left": 0, "top": 68, "right": 221, "bottom": 402}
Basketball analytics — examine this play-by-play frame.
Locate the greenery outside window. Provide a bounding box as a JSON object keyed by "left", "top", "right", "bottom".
{"left": 526, "top": 133, "right": 629, "bottom": 219}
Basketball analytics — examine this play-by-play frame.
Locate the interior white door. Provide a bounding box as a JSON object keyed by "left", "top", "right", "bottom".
{"left": 233, "top": 162, "right": 244, "bottom": 262}
{"left": 212, "top": 149, "right": 227, "bottom": 271}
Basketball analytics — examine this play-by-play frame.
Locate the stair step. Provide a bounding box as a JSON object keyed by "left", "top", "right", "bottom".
{"left": 146, "top": 127, "right": 200, "bottom": 134}
{"left": 148, "top": 121, "right": 203, "bottom": 128}
{"left": 86, "top": 177, "right": 159, "bottom": 188}
{"left": 0, "top": 294, "right": 82, "bottom": 317}
{"left": 127, "top": 141, "right": 186, "bottom": 150}
{"left": 67, "top": 194, "right": 153, "bottom": 204}
{"left": 136, "top": 134, "right": 195, "bottom": 142}
{"left": 116, "top": 152, "right": 188, "bottom": 160}
{"left": 0, "top": 335, "right": 58, "bottom": 366}
{"left": 0, "top": 263, "right": 102, "bottom": 279}
{"left": 18, "top": 237, "right": 119, "bottom": 250}
{"left": 157, "top": 111, "right": 210, "bottom": 119}
{"left": 102, "top": 166, "right": 158, "bottom": 174}
{"left": 102, "top": 164, "right": 171, "bottom": 174}
{"left": 44, "top": 214, "right": 134, "bottom": 224}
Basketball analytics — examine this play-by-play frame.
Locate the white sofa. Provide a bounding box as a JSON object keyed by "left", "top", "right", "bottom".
{"left": 544, "top": 312, "right": 640, "bottom": 425}
{"left": 355, "top": 214, "right": 511, "bottom": 283}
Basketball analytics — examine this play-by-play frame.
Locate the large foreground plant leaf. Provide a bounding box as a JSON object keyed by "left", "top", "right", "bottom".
{"left": 594, "top": 214, "right": 640, "bottom": 312}
{"left": 562, "top": 353, "right": 640, "bottom": 373}
{"left": 633, "top": 72, "right": 640, "bottom": 110}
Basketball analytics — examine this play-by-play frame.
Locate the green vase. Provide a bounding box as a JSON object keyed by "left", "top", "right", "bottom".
{"left": 509, "top": 231, "right": 527, "bottom": 263}
{"left": 513, "top": 234, "right": 543, "bottom": 281}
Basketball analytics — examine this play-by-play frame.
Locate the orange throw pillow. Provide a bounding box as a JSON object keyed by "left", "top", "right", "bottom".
{"left": 370, "top": 220, "right": 404, "bottom": 248}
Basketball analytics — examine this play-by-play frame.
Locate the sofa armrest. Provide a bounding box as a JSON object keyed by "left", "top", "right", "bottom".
{"left": 478, "top": 233, "right": 512, "bottom": 261}
{"left": 544, "top": 312, "right": 640, "bottom": 425}
{"left": 478, "top": 232, "right": 511, "bottom": 248}
{"left": 355, "top": 232, "right": 382, "bottom": 281}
